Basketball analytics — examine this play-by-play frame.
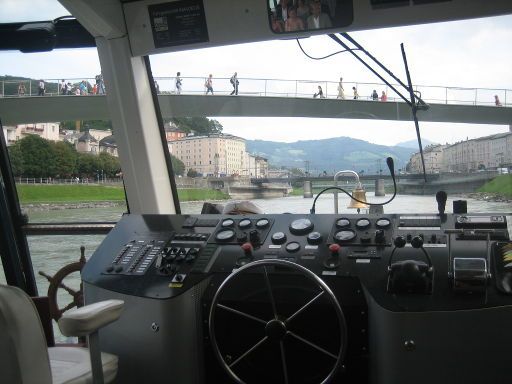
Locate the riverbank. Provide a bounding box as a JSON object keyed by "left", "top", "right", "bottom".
{"left": 17, "top": 184, "right": 229, "bottom": 207}
{"left": 475, "top": 175, "right": 512, "bottom": 201}
{"left": 464, "top": 192, "right": 512, "bottom": 203}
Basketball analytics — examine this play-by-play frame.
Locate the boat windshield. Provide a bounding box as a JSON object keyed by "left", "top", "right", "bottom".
{"left": 0, "top": 0, "right": 70, "bottom": 23}
{"left": 146, "top": 14, "right": 512, "bottom": 216}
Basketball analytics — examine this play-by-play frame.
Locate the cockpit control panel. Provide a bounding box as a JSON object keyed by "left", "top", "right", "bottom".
{"left": 82, "top": 213, "right": 512, "bottom": 384}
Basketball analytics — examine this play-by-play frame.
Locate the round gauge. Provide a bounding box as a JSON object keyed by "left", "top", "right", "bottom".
{"left": 307, "top": 231, "right": 323, "bottom": 245}
{"left": 356, "top": 218, "right": 371, "bottom": 230}
{"left": 256, "top": 218, "right": 270, "bottom": 229}
{"left": 271, "top": 232, "right": 287, "bottom": 244}
{"left": 289, "top": 218, "right": 313, "bottom": 235}
{"left": 238, "top": 219, "right": 252, "bottom": 229}
{"left": 285, "top": 242, "right": 301, "bottom": 253}
{"left": 335, "top": 218, "right": 351, "bottom": 228}
{"left": 334, "top": 229, "right": 357, "bottom": 243}
{"left": 376, "top": 218, "right": 391, "bottom": 229}
{"left": 215, "top": 229, "right": 235, "bottom": 242}
{"left": 221, "top": 219, "right": 234, "bottom": 227}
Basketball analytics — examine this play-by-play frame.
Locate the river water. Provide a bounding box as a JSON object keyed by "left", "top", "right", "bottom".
{"left": 1, "top": 194, "right": 510, "bottom": 340}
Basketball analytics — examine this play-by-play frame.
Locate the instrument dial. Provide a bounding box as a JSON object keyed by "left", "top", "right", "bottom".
{"left": 221, "top": 219, "right": 234, "bottom": 227}
{"left": 334, "top": 229, "right": 357, "bottom": 243}
{"left": 239, "top": 219, "right": 252, "bottom": 229}
{"left": 285, "top": 242, "right": 301, "bottom": 253}
{"left": 307, "top": 231, "right": 323, "bottom": 245}
{"left": 289, "top": 218, "right": 313, "bottom": 235}
{"left": 271, "top": 232, "right": 287, "bottom": 244}
{"left": 376, "top": 218, "right": 391, "bottom": 229}
{"left": 335, "top": 218, "right": 351, "bottom": 228}
{"left": 256, "top": 218, "right": 270, "bottom": 229}
{"left": 215, "top": 229, "right": 235, "bottom": 242}
{"left": 356, "top": 218, "right": 371, "bottom": 230}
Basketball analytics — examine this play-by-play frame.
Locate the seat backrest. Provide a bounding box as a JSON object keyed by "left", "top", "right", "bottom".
{"left": 0, "top": 284, "right": 52, "bottom": 384}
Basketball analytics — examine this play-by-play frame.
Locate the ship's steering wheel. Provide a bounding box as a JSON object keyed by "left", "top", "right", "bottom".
{"left": 208, "top": 259, "right": 347, "bottom": 384}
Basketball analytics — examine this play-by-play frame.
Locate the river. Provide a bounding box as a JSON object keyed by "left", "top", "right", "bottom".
{"left": 1, "top": 194, "right": 510, "bottom": 341}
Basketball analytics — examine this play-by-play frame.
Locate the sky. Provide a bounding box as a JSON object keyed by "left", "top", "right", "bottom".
{"left": 1, "top": 0, "right": 511, "bottom": 146}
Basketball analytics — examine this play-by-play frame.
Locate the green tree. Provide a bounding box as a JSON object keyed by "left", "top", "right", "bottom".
{"left": 98, "top": 152, "right": 121, "bottom": 177}
{"left": 7, "top": 143, "right": 24, "bottom": 176}
{"left": 170, "top": 154, "right": 185, "bottom": 176}
{"left": 187, "top": 168, "right": 200, "bottom": 178}
{"left": 17, "top": 135, "right": 57, "bottom": 177}
{"left": 289, "top": 167, "right": 305, "bottom": 176}
{"left": 169, "top": 117, "right": 223, "bottom": 135}
{"left": 77, "top": 153, "right": 100, "bottom": 177}
{"left": 60, "top": 120, "right": 113, "bottom": 132}
{"left": 52, "top": 141, "right": 77, "bottom": 178}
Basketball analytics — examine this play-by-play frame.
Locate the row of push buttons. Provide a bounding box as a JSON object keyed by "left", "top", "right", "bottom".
{"left": 164, "top": 246, "right": 200, "bottom": 263}
{"left": 173, "top": 233, "right": 209, "bottom": 241}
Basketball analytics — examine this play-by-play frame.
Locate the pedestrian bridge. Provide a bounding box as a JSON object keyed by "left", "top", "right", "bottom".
{"left": 0, "top": 76, "right": 510, "bottom": 125}
{"left": 1, "top": 94, "right": 511, "bottom": 126}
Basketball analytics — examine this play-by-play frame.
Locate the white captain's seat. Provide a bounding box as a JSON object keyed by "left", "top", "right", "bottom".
{"left": 0, "top": 284, "right": 123, "bottom": 384}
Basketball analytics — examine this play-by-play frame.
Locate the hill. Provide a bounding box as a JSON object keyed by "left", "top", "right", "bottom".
{"left": 395, "top": 138, "right": 437, "bottom": 149}
{"left": 246, "top": 137, "right": 414, "bottom": 173}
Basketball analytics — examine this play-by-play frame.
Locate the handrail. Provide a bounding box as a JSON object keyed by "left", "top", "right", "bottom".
{"left": 23, "top": 222, "right": 116, "bottom": 236}
{"left": 0, "top": 76, "right": 509, "bottom": 107}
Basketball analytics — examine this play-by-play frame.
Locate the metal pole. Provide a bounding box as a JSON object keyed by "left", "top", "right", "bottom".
{"left": 401, "top": 43, "right": 427, "bottom": 183}
{"left": 328, "top": 34, "right": 413, "bottom": 106}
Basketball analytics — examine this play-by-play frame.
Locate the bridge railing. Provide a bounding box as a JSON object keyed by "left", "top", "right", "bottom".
{"left": 1, "top": 76, "right": 510, "bottom": 107}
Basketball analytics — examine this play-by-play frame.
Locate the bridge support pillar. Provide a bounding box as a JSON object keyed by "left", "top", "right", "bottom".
{"left": 375, "top": 179, "right": 385, "bottom": 196}
{"left": 303, "top": 180, "right": 313, "bottom": 198}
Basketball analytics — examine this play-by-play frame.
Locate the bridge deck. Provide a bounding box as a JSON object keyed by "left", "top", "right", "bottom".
{"left": 1, "top": 95, "right": 511, "bottom": 126}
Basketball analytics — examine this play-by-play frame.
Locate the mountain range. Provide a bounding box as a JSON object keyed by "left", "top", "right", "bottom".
{"left": 246, "top": 136, "right": 418, "bottom": 173}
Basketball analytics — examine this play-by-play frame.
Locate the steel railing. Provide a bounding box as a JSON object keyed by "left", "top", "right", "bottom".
{"left": 0, "top": 76, "right": 510, "bottom": 107}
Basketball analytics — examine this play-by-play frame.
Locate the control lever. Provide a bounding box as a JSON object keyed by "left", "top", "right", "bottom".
{"left": 249, "top": 230, "right": 261, "bottom": 246}
{"left": 387, "top": 235, "right": 434, "bottom": 294}
{"left": 436, "top": 190, "right": 447, "bottom": 217}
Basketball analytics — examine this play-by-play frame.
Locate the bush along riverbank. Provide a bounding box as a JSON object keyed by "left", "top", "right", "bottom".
{"left": 17, "top": 184, "right": 229, "bottom": 210}
{"left": 473, "top": 175, "right": 512, "bottom": 202}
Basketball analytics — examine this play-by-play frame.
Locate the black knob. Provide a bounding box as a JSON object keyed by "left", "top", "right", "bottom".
{"left": 375, "top": 229, "right": 385, "bottom": 243}
{"left": 411, "top": 235, "right": 424, "bottom": 248}
{"left": 237, "top": 233, "right": 248, "bottom": 243}
{"left": 394, "top": 236, "right": 407, "bottom": 248}
{"left": 360, "top": 232, "right": 372, "bottom": 244}
{"left": 249, "top": 230, "right": 261, "bottom": 245}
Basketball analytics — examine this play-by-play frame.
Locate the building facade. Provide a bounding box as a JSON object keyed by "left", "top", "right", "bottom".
{"left": 3, "top": 123, "right": 60, "bottom": 144}
{"left": 408, "top": 144, "right": 446, "bottom": 174}
{"left": 170, "top": 134, "right": 267, "bottom": 177}
{"left": 164, "top": 124, "right": 186, "bottom": 141}
{"left": 442, "top": 132, "right": 512, "bottom": 172}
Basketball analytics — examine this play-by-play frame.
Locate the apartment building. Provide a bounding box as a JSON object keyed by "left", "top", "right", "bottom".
{"left": 442, "top": 132, "right": 512, "bottom": 172}
{"left": 3, "top": 122, "right": 60, "bottom": 144}
{"left": 408, "top": 144, "right": 446, "bottom": 174}
{"left": 170, "top": 134, "right": 246, "bottom": 176}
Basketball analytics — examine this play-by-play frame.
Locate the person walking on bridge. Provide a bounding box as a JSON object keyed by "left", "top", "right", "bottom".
{"left": 337, "top": 77, "right": 345, "bottom": 99}
{"left": 205, "top": 74, "right": 214, "bottom": 95}
{"left": 230, "top": 72, "right": 239, "bottom": 95}
{"left": 175, "top": 72, "right": 182, "bottom": 95}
